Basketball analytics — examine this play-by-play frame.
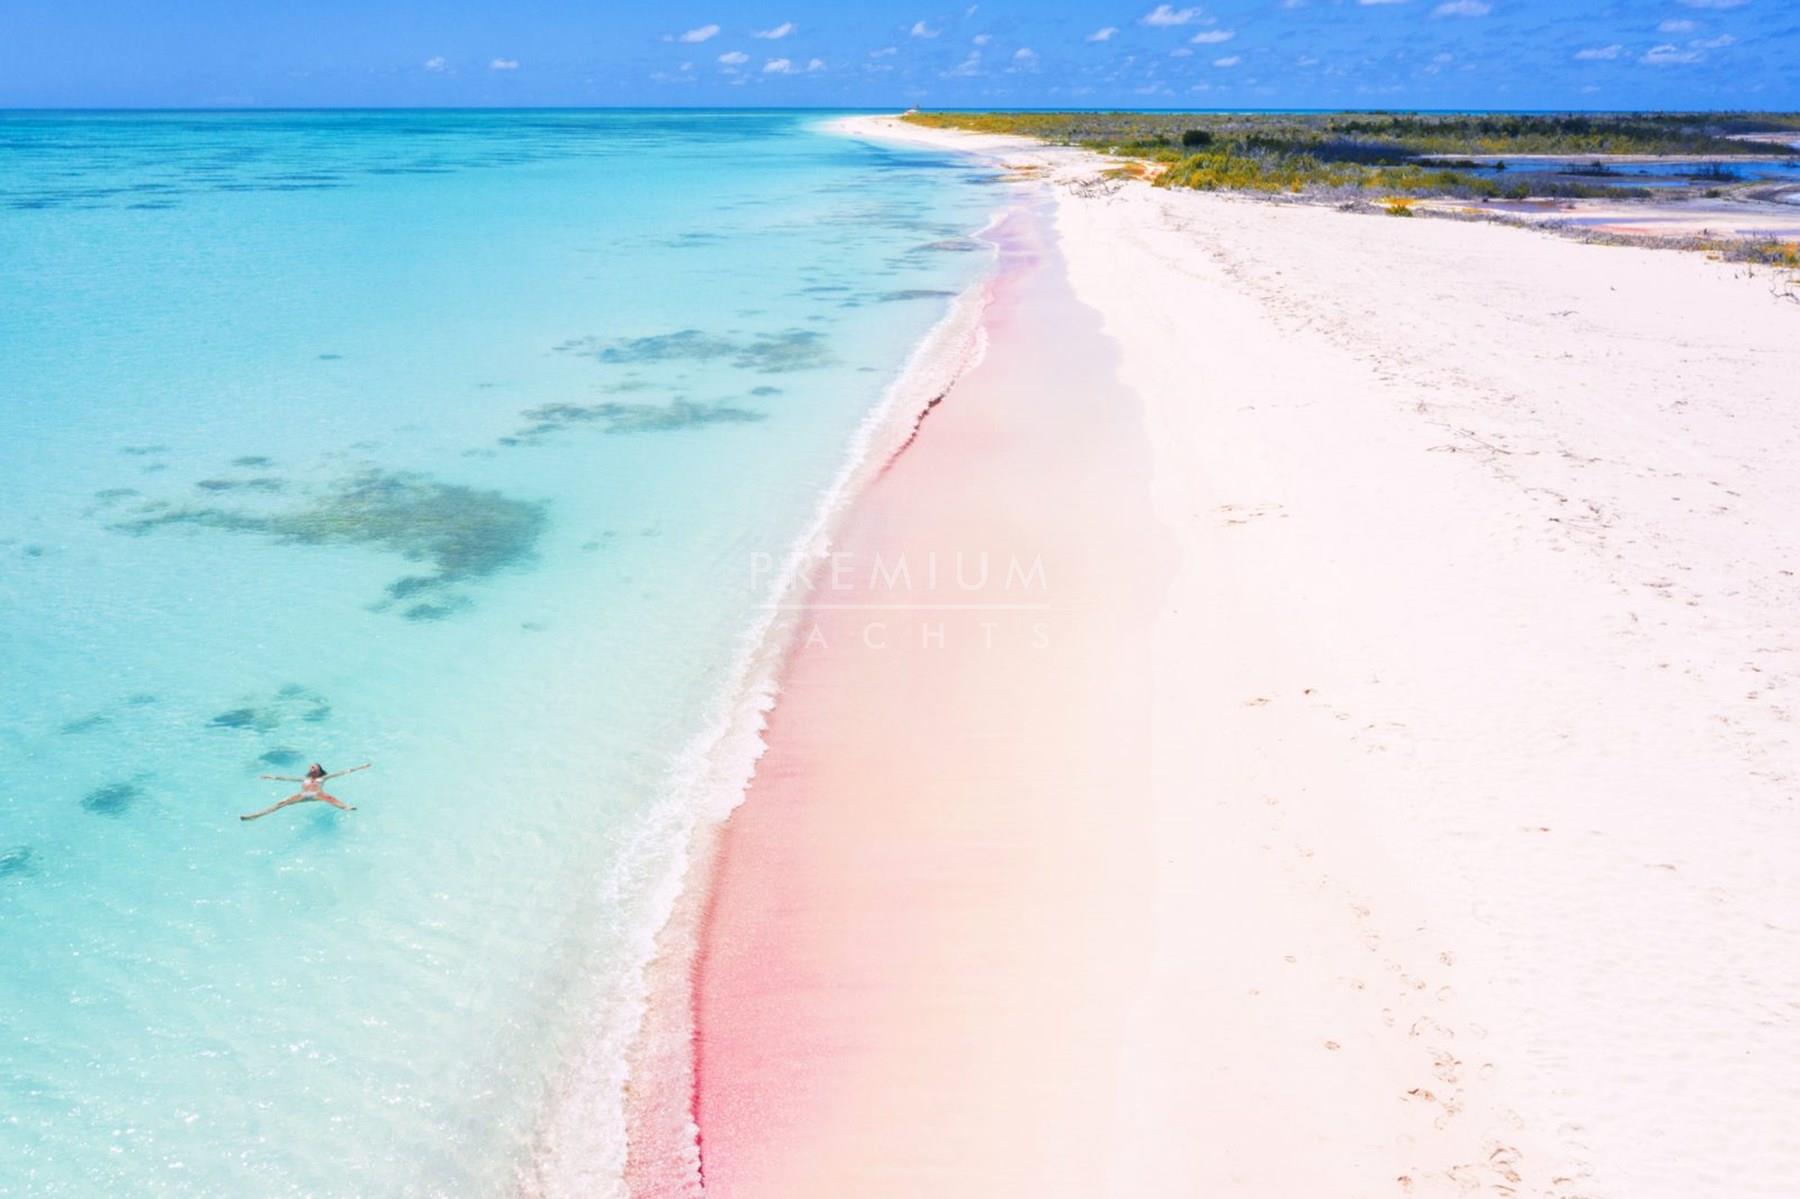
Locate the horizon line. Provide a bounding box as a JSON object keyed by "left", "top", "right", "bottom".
{"left": 4, "top": 103, "right": 1796, "bottom": 116}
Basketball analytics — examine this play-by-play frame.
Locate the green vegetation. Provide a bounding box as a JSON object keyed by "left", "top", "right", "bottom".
{"left": 901, "top": 111, "right": 1800, "bottom": 200}
{"left": 1154, "top": 152, "right": 1584, "bottom": 199}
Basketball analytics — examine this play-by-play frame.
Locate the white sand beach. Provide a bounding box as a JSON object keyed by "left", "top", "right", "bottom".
{"left": 665, "top": 115, "right": 1800, "bottom": 1199}
{"left": 1037, "top": 127, "right": 1800, "bottom": 1199}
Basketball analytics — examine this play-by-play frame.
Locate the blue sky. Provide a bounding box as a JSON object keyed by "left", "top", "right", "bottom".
{"left": 3, "top": 1, "right": 1795, "bottom": 110}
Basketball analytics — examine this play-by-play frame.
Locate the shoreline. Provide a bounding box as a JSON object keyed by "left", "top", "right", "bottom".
{"left": 519, "top": 189, "right": 1013, "bottom": 1197}
{"left": 523, "top": 168, "right": 1008, "bottom": 1196}
{"left": 681, "top": 186, "right": 1168, "bottom": 1196}
{"left": 616, "top": 265, "right": 1005, "bottom": 1199}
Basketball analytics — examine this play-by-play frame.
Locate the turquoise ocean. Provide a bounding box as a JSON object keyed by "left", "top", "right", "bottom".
{"left": 0, "top": 110, "right": 995, "bottom": 1196}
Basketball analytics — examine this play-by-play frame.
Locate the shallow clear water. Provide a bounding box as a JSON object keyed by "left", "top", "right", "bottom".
{"left": 1451, "top": 155, "right": 1800, "bottom": 189}
{"left": 0, "top": 110, "right": 995, "bottom": 1197}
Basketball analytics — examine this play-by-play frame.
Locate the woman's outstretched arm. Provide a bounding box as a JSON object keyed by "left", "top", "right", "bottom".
{"left": 322, "top": 763, "right": 372, "bottom": 781}
{"left": 258, "top": 774, "right": 303, "bottom": 782}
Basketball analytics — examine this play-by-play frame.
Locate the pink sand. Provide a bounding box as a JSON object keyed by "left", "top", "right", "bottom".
{"left": 672, "top": 200, "right": 1166, "bottom": 1197}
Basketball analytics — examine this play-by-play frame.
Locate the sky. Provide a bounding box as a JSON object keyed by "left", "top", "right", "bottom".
{"left": 2, "top": 1, "right": 1796, "bottom": 110}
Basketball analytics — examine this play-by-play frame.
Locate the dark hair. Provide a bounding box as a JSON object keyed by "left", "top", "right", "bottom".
{"left": 307, "top": 763, "right": 326, "bottom": 779}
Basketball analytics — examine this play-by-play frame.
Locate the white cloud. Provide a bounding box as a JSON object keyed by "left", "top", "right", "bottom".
{"left": 1638, "top": 30, "right": 1736, "bottom": 63}
{"left": 1190, "top": 29, "right": 1234, "bottom": 43}
{"left": 911, "top": 19, "right": 940, "bottom": 37}
{"left": 945, "top": 49, "right": 982, "bottom": 75}
{"left": 718, "top": 50, "right": 749, "bottom": 64}
{"left": 753, "top": 21, "right": 795, "bottom": 39}
{"left": 677, "top": 23, "right": 721, "bottom": 43}
{"left": 1574, "top": 44, "right": 1623, "bottom": 59}
{"left": 763, "top": 57, "right": 796, "bottom": 73}
{"left": 972, "top": 32, "right": 992, "bottom": 45}
{"left": 1213, "top": 54, "right": 1241, "bottom": 66}
{"left": 1172, "top": 46, "right": 1194, "bottom": 55}
{"left": 807, "top": 57, "right": 826, "bottom": 71}
{"left": 1013, "top": 46, "right": 1037, "bottom": 61}
{"left": 423, "top": 55, "right": 447, "bottom": 71}
{"left": 489, "top": 58, "right": 519, "bottom": 70}
{"left": 1142, "top": 4, "right": 1204, "bottom": 26}
{"left": 1358, "top": 0, "right": 1409, "bottom": 6}
{"left": 1431, "top": 0, "right": 1490, "bottom": 15}
{"left": 1677, "top": 0, "right": 1746, "bottom": 7}
{"left": 870, "top": 45, "right": 899, "bottom": 56}
{"left": 1087, "top": 26, "right": 1119, "bottom": 41}
{"left": 1657, "top": 18, "right": 1697, "bottom": 31}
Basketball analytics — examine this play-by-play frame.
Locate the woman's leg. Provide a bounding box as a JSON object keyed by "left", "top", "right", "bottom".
{"left": 241, "top": 793, "right": 308, "bottom": 821}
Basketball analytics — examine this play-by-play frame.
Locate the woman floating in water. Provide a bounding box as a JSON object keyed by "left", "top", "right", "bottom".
{"left": 241, "top": 762, "right": 369, "bottom": 821}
